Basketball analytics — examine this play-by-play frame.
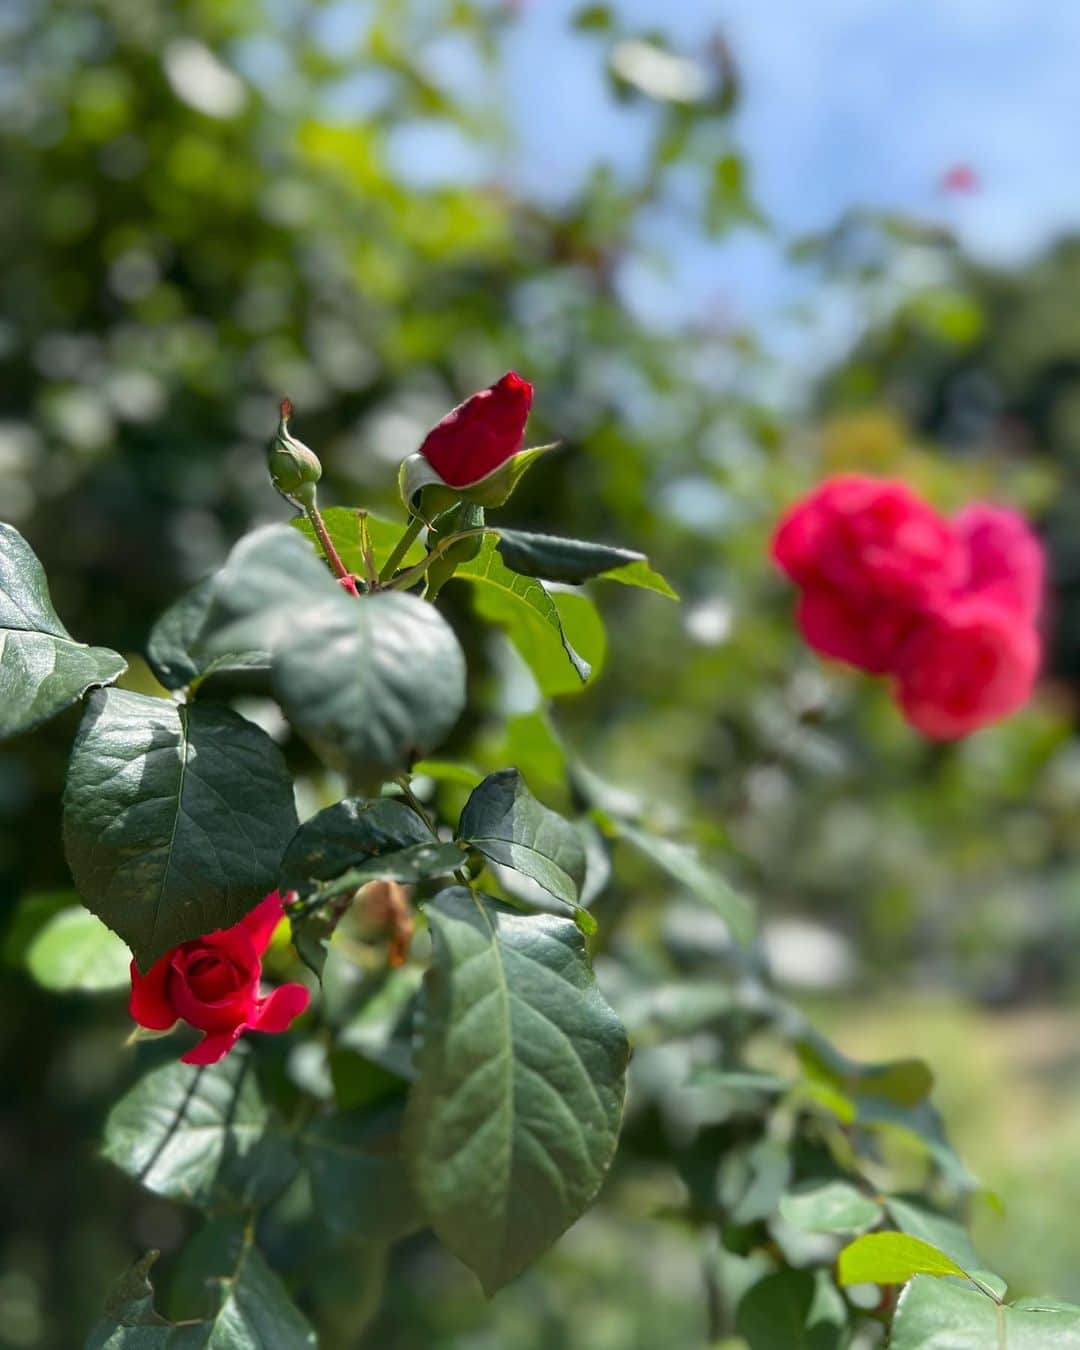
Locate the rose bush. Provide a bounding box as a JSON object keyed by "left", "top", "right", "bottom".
{"left": 772, "top": 473, "right": 1044, "bottom": 737}
{"left": 5, "top": 384, "right": 1066, "bottom": 1348}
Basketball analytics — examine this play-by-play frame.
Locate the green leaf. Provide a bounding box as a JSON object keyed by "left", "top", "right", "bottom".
{"left": 403, "top": 887, "right": 629, "bottom": 1293}
{"left": 291, "top": 508, "right": 425, "bottom": 576}
{"left": 101, "top": 1050, "right": 298, "bottom": 1210}
{"left": 779, "top": 1179, "right": 882, "bottom": 1235}
{"left": 837, "top": 1232, "right": 969, "bottom": 1287}
{"left": 735, "top": 1269, "right": 847, "bottom": 1350}
{"left": 458, "top": 768, "right": 586, "bottom": 907}
{"left": 885, "top": 1196, "right": 982, "bottom": 1272}
{"left": 199, "top": 524, "right": 337, "bottom": 661}
{"left": 724, "top": 1136, "right": 792, "bottom": 1224}
{"left": 86, "top": 1241, "right": 317, "bottom": 1349}
{"left": 63, "top": 688, "right": 298, "bottom": 970}
{"left": 0, "top": 522, "right": 126, "bottom": 740}
{"left": 617, "top": 823, "right": 755, "bottom": 946}
{"left": 273, "top": 591, "right": 465, "bottom": 787}
{"left": 300, "top": 1103, "right": 424, "bottom": 1243}
{"left": 454, "top": 536, "right": 594, "bottom": 693}
{"left": 146, "top": 577, "right": 268, "bottom": 692}
{"left": 26, "top": 906, "right": 131, "bottom": 992}
{"left": 891, "top": 1277, "right": 1080, "bottom": 1349}
{"left": 281, "top": 797, "right": 442, "bottom": 898}
{"left": 494, "top": 529, "right": 677, "bottom": 598}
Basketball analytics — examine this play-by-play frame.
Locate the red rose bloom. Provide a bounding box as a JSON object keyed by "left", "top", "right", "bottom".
{"left": 418, "top": 371, "right": 533, "bottom": 488}
{"left": 771, "top": 476, "right": 1044, "bottom": 739}
{"left": 954, "top": 503, "right": 1044, "bottom": 623}
{"left": 772, "top": 475, "right": 963, "bottom": 672}
{"left": 129, "top": 891, "right": 309, "bottom": 1065}
{"left": 893, "top": 595, "right": 1040, "bottom": 740}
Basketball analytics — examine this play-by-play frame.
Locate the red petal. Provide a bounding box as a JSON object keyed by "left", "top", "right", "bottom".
{"left": 249, "top": 983, "right": 310, "bottom": 1034}
{"left": 418, "top": 371, "right": 533, "bottom": 488}
{"left": 180, "top": 1026, "right": 244, "bottom": 1065}
{"left": 128, "top": 955, "right": 177, "bottom": 1031}
{"left": 239, "top": 891, "right": 285, "bottom": 955}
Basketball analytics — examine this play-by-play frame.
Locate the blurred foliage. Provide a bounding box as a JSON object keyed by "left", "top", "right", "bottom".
{"left": 3, "top": 0, "right": 1080, "bottom": 1347}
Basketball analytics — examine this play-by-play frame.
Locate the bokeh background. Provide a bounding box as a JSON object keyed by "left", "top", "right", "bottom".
{"left": 4, "top": 1, "right": 1080, "bottom": 1346}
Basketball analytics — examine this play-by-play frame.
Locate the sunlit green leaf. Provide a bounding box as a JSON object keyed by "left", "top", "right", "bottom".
{"left": 26, "top": 906, "right": 131, "bottom": 992}
{"left": 64, "top": 688, "right": 297, "bottom": 970}
{"left": 0, "top": 522, "right": 126, "bottom": 740}
{"left": 403, "top": 887, "right": 628, "bottom": 1293}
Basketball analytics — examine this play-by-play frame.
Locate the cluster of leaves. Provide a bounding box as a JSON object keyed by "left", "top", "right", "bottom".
{"left": 7, "top": 417, "right": 1062, "bottom": 1347}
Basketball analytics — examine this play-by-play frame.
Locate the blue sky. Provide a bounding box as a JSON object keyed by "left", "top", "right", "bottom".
{"left": 308, "top": 0, "right": 1080, "bottom": 362}
{"left": 497, "top": 0, "right": 1080, "bottom": 333}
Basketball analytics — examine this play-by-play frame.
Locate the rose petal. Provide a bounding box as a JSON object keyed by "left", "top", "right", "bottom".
{"left": 240, "top": 891, "right": 286, "bottom": 955}
{"left": 129, "top": 955, "right": 177, "bottom": 1031}
{"left": 249, "top": 983, "right": 310, "bottom": 1034}
{"left": 180, "top": 1026, "right": 245, "bottom": 1065}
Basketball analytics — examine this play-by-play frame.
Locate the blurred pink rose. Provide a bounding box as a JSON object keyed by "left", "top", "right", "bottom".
{"left": 772, "top": 476, "right": 1044, "bottom": 739}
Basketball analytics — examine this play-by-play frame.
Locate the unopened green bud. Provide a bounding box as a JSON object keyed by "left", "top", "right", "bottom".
{"left": 269, "top": 398, "right": 322, "bottom": 508}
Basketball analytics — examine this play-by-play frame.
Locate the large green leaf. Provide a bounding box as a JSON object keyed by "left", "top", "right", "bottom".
{"left": 146, "top": 577, "right": 268, "bottom": 692}
{"left": 494, "top": 529, "right": 677, "bottom": 597}
{"left": 403, "top": 887, "right": 629, "bottom": 1293}
{"left": 26, "top": 906, "right": 131, "bottom": 992}
{"left": 86, "top": 1241, "right": 316, "bottom": 1349}
{"left": 64, "top": 689, "right": 298, "bottom": 970}
{"left": 101, "top": 1051, "right": 297, "bottom": 1210}
{"left": 300, "top": 1103, "right": 424, "bottom": 1243}
{"left": 891, "top": 1277, "right": 1080, "bottom": 1349}
{"left": 735, "top": 1270, "right": 847, "bottom": 1350}
{"left": 457, "top": 768, "right": 586, "bottom": 907}
{"left": 0, "top": 522, "right": 126, "bottom": 739}
{"left": 454, "top": 536, "right": 594, "bottom": 694}
{"left": 273, "top": 591, "right": 465, "bottom": 787}
{"left": 291, "top": 508, "right": 425, "bottom": 575}
{"left": 618, "top": 823, "right": 755, "bottom": 946}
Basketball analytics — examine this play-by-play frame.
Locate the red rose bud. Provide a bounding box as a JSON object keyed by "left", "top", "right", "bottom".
{"left": 418, "top": 371, "right": 533, "bottom": 489}
{"left": 128, "top": 891, "right": 310, "bottom": 1064}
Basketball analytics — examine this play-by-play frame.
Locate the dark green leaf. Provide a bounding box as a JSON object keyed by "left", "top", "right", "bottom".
{"left": 26, "top": 906, "right": 131, "bottom": 992}
{"left": 64, "top": 688, "right": 298, "bottom": 969}
{"left": 273, "top": 591, "right": 465, "bottom": 787}
{"left": 458, "top": 768, "right": 586, "bottom": 906}
{"left": 86, "top": 1240, "right": 317, "bottom": 1349}
{"left": 403, "top": 887, "right": 629, "bottom": 1293}
{"left": 146, "top": 577, "right": 268, "bottom": 691}
{"left": 735, "top": 1269, "right": 847, "bottom": 1350}
{"left": 300, "top": 1103, "right": 424, "bottom": 1243}
{"left": 779, "top": 1179, "right": 882, "bottom": 1235}
{"left": 454, "top": 537, "right": 593, "bottom": 692}
{"left": 494, "top": 529, "right": 677, "bottom": 597}
{"left": 0, "top": 521, "right": 126, "bottom": 739}
{"left": 199, "top": 524, "right": 337, "bottom": 661}
{"left": 837, "top": 1232, "right": 968, "bottom": 1286}
{"left": 618, "top": 823, "right": 755, "bottom": 946}
{"left": 101, "top": 1050, "right": 297, "bottom": 1210}
{"left": 280, "top": 797, "right": 455, "bottom": 899}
